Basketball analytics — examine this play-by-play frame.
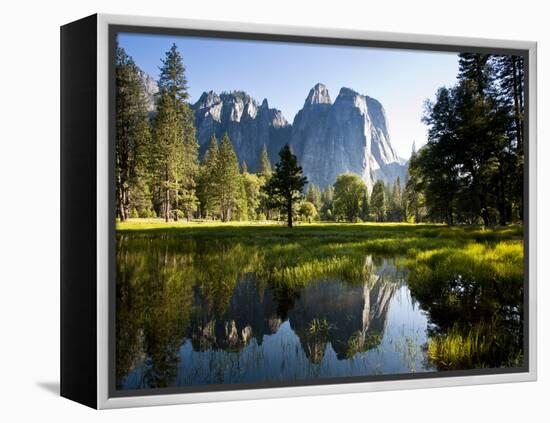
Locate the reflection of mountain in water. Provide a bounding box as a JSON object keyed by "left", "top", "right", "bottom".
{"left": 188, "top": 256, "right": 401, "bottom": 363}
{"left": 116, "top": 246, "right": 433, "bottom": 390}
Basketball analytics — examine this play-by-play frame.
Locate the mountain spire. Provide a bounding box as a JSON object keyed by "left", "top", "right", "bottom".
{"left": 305, "top": 83, "right": 331, "bottom": 105}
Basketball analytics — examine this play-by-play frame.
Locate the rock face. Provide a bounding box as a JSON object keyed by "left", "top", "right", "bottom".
{"left": 187, "top": 83, "right": 407, "bottom": 189}
{"left": 139, "top": 71, "right": 159, "bottom": 113}
{"left": 290, "top": 83, "right": 406, "bottom": 191}
{"left": 192, "top": 91, "right": 291, "bottom": 172}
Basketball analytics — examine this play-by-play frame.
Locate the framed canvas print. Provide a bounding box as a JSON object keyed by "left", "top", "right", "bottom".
{"left": 60, "top": 13, "right": 537, "bottom": 409}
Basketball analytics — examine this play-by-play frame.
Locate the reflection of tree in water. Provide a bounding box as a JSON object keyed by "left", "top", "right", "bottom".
{"left": 116, "top": 236, "right": 194, "bottom": 388}
{"left": 407, "top": 252, "right": 524, "bottom": 369}
{"left": 116, "top": 234, "right": 406, "bottom": 388}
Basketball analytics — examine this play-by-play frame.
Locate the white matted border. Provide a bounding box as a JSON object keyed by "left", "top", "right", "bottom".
{"left": 96, "top": 13, "right": 537, "bottom": 409}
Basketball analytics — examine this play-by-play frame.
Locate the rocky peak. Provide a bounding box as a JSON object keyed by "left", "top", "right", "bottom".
{"left": 138, "top": 70, "right": 159, "bottom": 112}
{"left": 305, "top": 83, "right": 331, "bottom": 105}
{"left": 269, "top": 109, "right": 290, "bottom": 128}
{"left": 196, "top": 90, "right": 221, "bottom": 109}
{"left": 334, "top": 87, "right": 368, "bottom": 115}
{"left": 216, "top": 91, "right": 259, "bottom": 122}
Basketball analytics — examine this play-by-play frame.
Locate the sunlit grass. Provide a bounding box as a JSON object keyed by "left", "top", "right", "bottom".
{"left": 427, "top": 323, "right": 492, "bottom": 369}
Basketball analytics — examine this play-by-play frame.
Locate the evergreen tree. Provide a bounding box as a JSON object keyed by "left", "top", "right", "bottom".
{"left": 387, "top": 177, "right": 403, "bottom": 221}
{"left": 242, "top": 171, "right": 261, "bottom": 220}
{"left": 458, "top": 52, "right": 491, "bottom": 95}
{"left": 306, "top": 184, "right": 322, "bottom": 211}
{"left": 492, "top": 54, "right": 525, "bottom": 221}
{"left": 360, "top": 189, "right": 370, "bottom": 221}
{"left": 115, "top": 45, "right": 151, "bottom": 221}
{"left": 320, "top": 186, "right": 335, "bottom": 221}
{"left": 404, "top": 150, "right": 427, "bottom": 223}
{"left": 257, "top": 144, "right": 273, "bottom": 219}
{"left": 370, "top": 180, "right": 386, "bottom": 222}
{"left": 196, "top": 135, "right": 219, "bottom": 219}
{"left": 151, "top": 44, "right": 198, "bottom": 221}
{"left": 258, "top": 144, "right": 272, "bottom": 177}
{"left": 262, "top": 144, "right": 307, "bottom": 227}
{"left": 212, "top": 134, "right": 244, "bottom": 222}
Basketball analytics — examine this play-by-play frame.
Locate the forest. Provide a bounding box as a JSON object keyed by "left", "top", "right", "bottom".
{"left": 116, "top": 43, "right": 525, "bottom": 228}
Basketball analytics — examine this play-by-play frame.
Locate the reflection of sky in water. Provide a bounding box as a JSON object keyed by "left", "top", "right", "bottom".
{"left": 123, "top": 283, "right": 434, "bottom": 389}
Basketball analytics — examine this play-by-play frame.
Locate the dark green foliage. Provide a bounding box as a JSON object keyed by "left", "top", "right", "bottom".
{"left": 370, "top": 181, "right": 386, "bottom": 222}
{"left": 387, "top": 177, "right": 404, "bottom": 222}
{"left": 458, "top": 52, "right": 491, "bottom": 94}
{"left": 417, "top": 52, "right": 525, "bottom": 225}
{"left": 404, "top": 151, "right": 427, "bottom": 223}
{"left": 262, "top": 144, "right": 308, "bottom": 227}
{"left": 151, "top": 43, "right": 199, "bottom": 221}
{"left": 196, "top": 136, "right": 219, "bottom": 218}
{"left": 360, "top": 189, "right": 370, "bottom": 221}
{"left": 115, "top": 45, "right": 152, "bottom": 221}
{"left": 320, "top": 186, "right": 335, "bottom": 221}
{"left": 212, "top": 134, "right": 245, "bottom": 222}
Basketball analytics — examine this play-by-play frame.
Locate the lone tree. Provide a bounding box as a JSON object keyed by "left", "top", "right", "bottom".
{"left": 263, "top": 144, "right": 307, "bottom": 227}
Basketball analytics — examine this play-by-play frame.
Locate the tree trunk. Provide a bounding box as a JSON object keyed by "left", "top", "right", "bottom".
{"left": 174, "top": 179, "right": 179, "bottom": 221}
{"left": 287, "top": 198, "right": 293, "bottom": 228}
{"left": 164, "top": 186, "right": 170, "bottom": 222}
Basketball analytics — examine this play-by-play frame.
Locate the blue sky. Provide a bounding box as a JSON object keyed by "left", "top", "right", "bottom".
{"left": 118, "top": 32, "right": 459, "bottom": 159}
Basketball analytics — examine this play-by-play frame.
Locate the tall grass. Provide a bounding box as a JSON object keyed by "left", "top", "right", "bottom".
{"left": 427, "top": 323, "right": 492, "bottom": 369}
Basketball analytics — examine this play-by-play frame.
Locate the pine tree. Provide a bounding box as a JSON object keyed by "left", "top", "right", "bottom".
{"left": 388, "top": 177, "right": 403, "bottom": 221}
{"left": 306, "top": 184, "right": 322, "bottom": 211}
{"left": 151, "top": 44, "right": 198, "bottom": 221}
{"left": 360, "top": 188, "right": 370, "bottom": 221}
{"left": 493, "top": 54, "right": 525, "bottom": 220}
{"left": 115, "top": 45, "right": 151, "bottom": 221}
{"left": 458, "top": 52, "right": 491, "bottom": 95}
{"left": 262, "top": 144, "right": 307, "bottom": 227}
{"left": 404, "top": 150, "right": 427, "bottom": 223}
{"left": 242, "top": 172, "right": 261, "bottom": 220}
{"left": 258, "top": 144, "right": 272, "bottom": 177}
{"left": 196, "top": 135, "right": 219, "bottom": 219}
{"left": 212, "top": 134, "right": 243, "bottom": 222}
{"left": 370, "top": 180, "right": 386, "bottom": 222}
{"left": 320, "top": 186, "right": 334, "bottom": 221}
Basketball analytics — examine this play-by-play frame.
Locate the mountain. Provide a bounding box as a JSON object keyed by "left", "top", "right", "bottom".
{"left": 142, "top": 71, "right": 408, "bottom": 189}
{"left": 192, "top": 91, "right": 291, "bottom": 171}
{"left": 290, "top": 83, "right": 406, "bottom": 190}
{"left": 139, "top": 70, "right": 159, "bottom": 113}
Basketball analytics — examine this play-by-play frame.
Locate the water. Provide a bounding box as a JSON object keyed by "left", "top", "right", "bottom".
{"left": 115, "top": 234, "right": 522, "bottom": 390}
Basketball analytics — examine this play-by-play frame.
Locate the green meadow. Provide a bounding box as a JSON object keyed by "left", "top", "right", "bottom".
{"left": 116, "top": 220, "right": 524, "bottom": 374}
